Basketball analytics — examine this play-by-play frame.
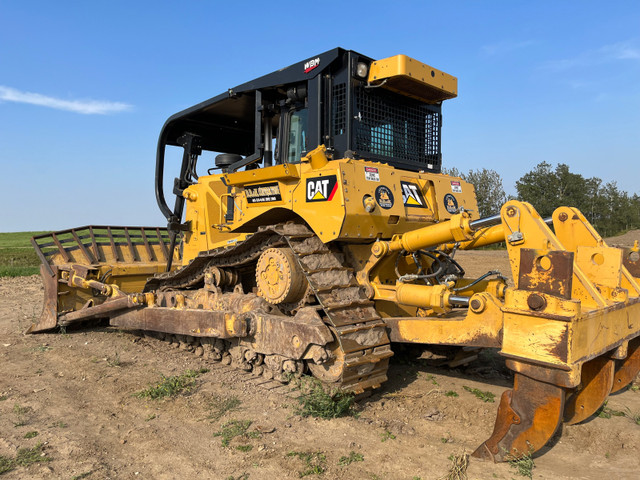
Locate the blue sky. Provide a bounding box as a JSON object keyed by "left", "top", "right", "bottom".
{"left": 1, "top": 1, "right": 639, "bottom": 231}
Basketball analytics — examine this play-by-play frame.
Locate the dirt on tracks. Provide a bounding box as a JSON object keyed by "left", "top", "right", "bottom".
{"left": 1, "top": 254, "right": 639, "bottom": 479}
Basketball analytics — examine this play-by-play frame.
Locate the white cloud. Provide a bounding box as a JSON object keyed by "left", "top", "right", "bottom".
{"left": 481, "top": 40, "right": 535, "bottom": 56}
{"left": 0, "top": 86, "right": 132, "bottom": 114}
{"left": 544, "top": 41, "right": 640, "bottom": 71}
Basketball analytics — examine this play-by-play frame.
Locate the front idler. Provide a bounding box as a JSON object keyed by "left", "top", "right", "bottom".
{"left": 472, "top": 373, "right": 565, "bottom": 462}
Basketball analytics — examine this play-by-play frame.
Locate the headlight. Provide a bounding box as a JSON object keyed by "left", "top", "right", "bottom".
{"left": 356, "top": 62, "right": 369, "bottom": 79}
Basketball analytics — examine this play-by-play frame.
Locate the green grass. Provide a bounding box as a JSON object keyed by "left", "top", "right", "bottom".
{"left": 463, "top": 386, "right": 495, "bottom": 403}
{"left": 213, "top": 420, "right": 261, "bottom": 447}
{"left": 12, "top": 403, "right": 30, "bottom": 427}
{"left": 0, "top": 231, "right": 48, "bottom": 248}
{"left": 596, "top": 401, "right": 626, "bottom": 419}
{"left": 0, "top": 231, "right": 46, "bottom": 277}
{"left": 506, "top": 449, "right": 535, "bottom": 479}
{"left": 134, "top": 368, "right": 208, "bottom": 399}
{"left": 294, "top": 377, "right": 355, "bottom": 419}
{"left": 0, "top": 442, "right": 51, "bottom": 474}
{"left": 287, "top": 451, "right": 327, "bottom": 477}
{"left": 207, "top": 395, "right": 242, "bottom": 421}
{"left": 337, "top": 451, "right": 364, "bottom": 466}
{"left": 380, "top": 429, "right": 396, "bottom": 442}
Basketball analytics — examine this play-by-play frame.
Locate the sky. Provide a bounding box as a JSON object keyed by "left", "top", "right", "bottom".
{"left": 1, "top": 1, "right": 639, "bottom": 232}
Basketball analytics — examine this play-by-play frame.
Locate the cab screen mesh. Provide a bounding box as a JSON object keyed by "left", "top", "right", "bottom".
{"left": 353, "top": 86, "right": 441, "bottom": 170}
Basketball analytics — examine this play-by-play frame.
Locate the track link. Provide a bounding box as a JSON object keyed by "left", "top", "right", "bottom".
{"left": 143, "top": 223, "right": 392, "bottom": 394}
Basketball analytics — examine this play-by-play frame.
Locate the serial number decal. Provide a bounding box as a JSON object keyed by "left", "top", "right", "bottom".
{"left": 400, "top": 181, "right": 427, "bottom": 208}
{"left": 450, "top": 180, "right": 462, "bottom": 193}
{"left": 364, "top": 166, "right": 380, "bottom": 182}
{"left": 306, "top": 175, "right": 338, "bottom": 202}
{"left": 245, "top": 182, "right": 282, "bottom": 204}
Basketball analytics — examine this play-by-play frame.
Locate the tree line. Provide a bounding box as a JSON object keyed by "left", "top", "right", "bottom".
{"left": 444, "top": 162, "right": 640, "bottom": 237}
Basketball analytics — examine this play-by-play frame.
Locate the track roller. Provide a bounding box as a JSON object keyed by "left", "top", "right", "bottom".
{"left": 472, "top": 373, "right": 565, "bottom": 462}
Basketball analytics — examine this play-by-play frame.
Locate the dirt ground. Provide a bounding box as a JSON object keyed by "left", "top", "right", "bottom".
{"left": 1, "top": 245, "right": 639, "bottom": 479}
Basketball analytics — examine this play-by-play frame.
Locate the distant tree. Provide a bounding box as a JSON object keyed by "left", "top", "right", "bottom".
{"left": 465, "top": 169, "right": 508, "bottom": 217}
{"left": 442, "top": 167, "right": 507, "bottom": 217}
{"left": 516, "top": 162, "right": 640, "bottom": 236}
{"left": 515, "top": 162, "right": 560, "bottom": 218}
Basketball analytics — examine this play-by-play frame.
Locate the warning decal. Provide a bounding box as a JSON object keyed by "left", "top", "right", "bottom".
{"left": 364, "top": 166, "right": 380, "bottom": 182}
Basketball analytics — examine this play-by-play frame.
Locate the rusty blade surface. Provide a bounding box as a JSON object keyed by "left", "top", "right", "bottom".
{"left": 611, "top": 337, "right": 640, "bottom": 393}
{"left": 25, "top": 265, "right": 60, "bottom": 333}
{"left": 563, "top": 356, "right": 614, "bottom": 425}
{"left": 472, "top": 373, "right": 564, "bottom": 462}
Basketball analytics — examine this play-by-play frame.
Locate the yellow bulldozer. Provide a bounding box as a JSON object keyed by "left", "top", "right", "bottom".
{"left": 28, "top": 48, "right": 640, "bottom": 462}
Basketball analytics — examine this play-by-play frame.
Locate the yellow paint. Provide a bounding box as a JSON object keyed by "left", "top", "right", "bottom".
{"left": 368, "top": 54, "right": 458, "bottom": 103}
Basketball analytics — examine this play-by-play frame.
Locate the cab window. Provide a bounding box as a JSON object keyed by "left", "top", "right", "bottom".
{"left": 286, "top": 108, "right": 307, "bottom": 164}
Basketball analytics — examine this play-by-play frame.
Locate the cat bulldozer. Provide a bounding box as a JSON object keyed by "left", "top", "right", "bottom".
{"left": 29, "top": 48, "right": 640, "bottom": 462}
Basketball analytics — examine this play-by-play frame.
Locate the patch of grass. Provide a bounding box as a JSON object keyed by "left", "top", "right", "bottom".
{"left": 424, "top": 374, "right": 439, "bottom": 386}
{"left": 12, "top": 403, "right": 30, "bottom": 427}
{"left": 0, "top": 454, "right": 14, "bottom": 474}
{"left": 0, "top": 232, "right": 47, "bottom": 277}
{"left": 0, "top": 251, "right": 40, "bottom": 277}
{"left": 34, "top": 345, "right": 52, "bottom": 353}
{"left": 134, "top": 368, "right": 208, "bottom": 399}
{"left": 50, "top": 421, "right": 68, "bottom": 428}
{"left": 596, "top": 401, "right": 626, "bottom": 419}
{"left": 236, "top": 445, "right": 253, "bottom": 452}
{"left": 294, "top": 377, "right": 355, "bottom": 419}
{"left": 380, "top": 429, "right": 396, "bottom": 442}
{"left": 287, "top": 451, "right": 327, "bottom": 477}
{"left": 213, "top": 420, "right": 261, "bottom": 447}
{"left": 0, "top": 442, "right": 52, "bottom": 473}
{"left": 463, "top": 386, "right": 495, "bottom": 403}
{"left": 0, "top": 231, "right": 48, "bottom": 248}
{"left": 624, "top": 407, "right": 640, "bottom": 425}
{"left": 145, "top": 414, "right": 156, "bottom": 422}
{"left": 0, "top": 395, "right": 7, "bottom": 401}
{"left": 207, "top": 395, "right": 242, "bottom": 421}
{"left": 445, "top": 390, "right": 459, "bottom": 398}
{"left": 439, "top": 453, "right": 469, "bottom": 480}
{"left": 106, "top": 352, "right": 121, "bottom": 367}
{"left": 506, "top": 449, "right": 535, "bottom": 479}
{"left": 630, "top": 384, "right": 639, "bottom": 393}
{"left": 337, "top": 451, "right": 364, "bottom": 466}
{"left": 15, "top": 442, "right": 51, "bottom": 467}
{"left": 23, "top": 431, "right": 38, "bottom": 439}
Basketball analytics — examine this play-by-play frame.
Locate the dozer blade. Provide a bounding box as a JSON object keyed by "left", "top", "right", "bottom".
{"left": 612, "top": 337, "right": 640, "bottom": 393}
{"left": 563, "top": 356, "right": 614, "bottom": 425}
{"left": 472, "top": 373, "right": 564, "bottom": 462}
{"left": 28, "top": 226, "right": 178, "bottom": 333}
